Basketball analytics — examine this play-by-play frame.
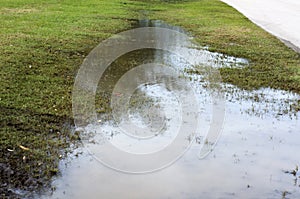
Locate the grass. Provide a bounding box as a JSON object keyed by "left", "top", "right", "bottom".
{"left": 137, "top": 0, "right": 300, "bottom": 92}
{"left": 0, "top": 0, "right": 299, "bottom": 197}
{"left": 0, "top": 0, "right": 136, "bottom": 197}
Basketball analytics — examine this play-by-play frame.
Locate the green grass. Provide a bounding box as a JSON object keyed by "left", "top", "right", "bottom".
{"left": 138, "top": 0, "right": 300, "bottom": 92}
{"left": 1, "top": 0, "right": 299, "bottom": 197}
{"left": 0, "top": 0, "right": 136, "bottom": 197}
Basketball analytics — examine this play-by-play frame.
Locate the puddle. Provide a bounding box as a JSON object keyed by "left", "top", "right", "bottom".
{"left": 41, "top": 20, "right": 300, "bottom": 198}
{"left": 136, "top": 19, "right": 249, "bottom": 69}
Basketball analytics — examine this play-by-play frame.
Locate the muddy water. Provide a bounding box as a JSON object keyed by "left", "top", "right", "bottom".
{"left": 41, "top": 21, "right": 300, "bottom": 198}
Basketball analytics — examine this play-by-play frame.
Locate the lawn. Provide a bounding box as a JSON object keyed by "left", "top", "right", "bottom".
{"left": 0, "top": 0, "right": 299, "bottom": 197}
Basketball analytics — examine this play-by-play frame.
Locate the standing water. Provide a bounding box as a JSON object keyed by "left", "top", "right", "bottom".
{"left": 41, "top": 20, "right": 300, "bottom": 199}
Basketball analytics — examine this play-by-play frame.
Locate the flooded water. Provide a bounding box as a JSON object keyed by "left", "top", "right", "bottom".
{"left": 41, "top": 20, "right": 300, "bottom": 198}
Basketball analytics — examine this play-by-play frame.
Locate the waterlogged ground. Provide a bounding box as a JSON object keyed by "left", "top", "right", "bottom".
{"left": 2, "top": 0, "right": 300, "bottom": 197}
{"left": 43, "top": 99, "right": 300, "bottom": 199}
{"left": 40, "top": 21, "right": 300, "bottom": 199}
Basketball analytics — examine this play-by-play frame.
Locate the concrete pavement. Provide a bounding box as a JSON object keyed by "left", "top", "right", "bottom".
{"left": 221, "top": 0, "right": 300, "bottom": 52}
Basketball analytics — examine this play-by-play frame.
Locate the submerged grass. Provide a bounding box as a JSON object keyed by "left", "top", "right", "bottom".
{"left": 134, "top": 0, "right": 300, "bottom": 92}
{"left": 1, "top": 0, "right": 299, "bottom": 197}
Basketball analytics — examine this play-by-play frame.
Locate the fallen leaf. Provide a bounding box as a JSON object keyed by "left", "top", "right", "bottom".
{"left": 19, "top": 145, "right": 30, "bottom": 151}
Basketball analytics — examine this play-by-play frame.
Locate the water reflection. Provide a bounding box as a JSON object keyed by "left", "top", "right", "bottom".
{"left": 41, "top": 20, "right": 300, "bottom": 199}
